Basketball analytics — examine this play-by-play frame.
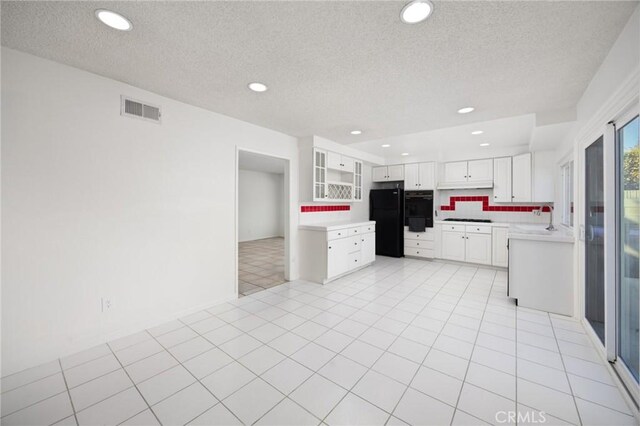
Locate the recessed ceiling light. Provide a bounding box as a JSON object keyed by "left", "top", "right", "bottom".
{"left": 381, "top": 144, "right": 391, "bottom": 148}
{"left": 401, "top": 152, "right": 410, "bottom": 156}
{"left": 471, "top": 130, "right": 483, "bottom": 135}
{"left": 350, "top": 130, "right": 362, "bottom": 135}
{"left": 95, "top": 9, "right": 132, "bottom": 31}
{"left": 400, "top": 0, "right": 434, "bottom": 24}
{"left": 457, "top": 107, "right": 475, "bottom": 114}
{"left": 248, "top": 82, "right": 268, "bottom": 92}
{"left": 480, "top": 143, "right": 490, "bottom": 147}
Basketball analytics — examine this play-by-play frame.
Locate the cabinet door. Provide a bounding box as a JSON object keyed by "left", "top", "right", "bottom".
{"left": 372, "top": 166, "right": 388, "bottom": 182}
{"left": 465, "top": 233, "right": 492, "bottom": 265}
{"left": 404, "top": 163, "right": 420, "bottom": 189}
{"left": 493, "top": 157, "right": 512, "bottom": 203}
{"left": 388, "top": 165, "right": 404, "bottom": 181}
{"left": 361, "top": 233, "right": 376, "bottom": 264}
{"left": 512, "top": 153, "right": 532, "bottom": 202}
{"left": 327, "top": 238, "right": 350, "bottom": 278}
{"left": 353, "top": 160, "right": 363, "bottom": 201}
{"left": 341, "top": 156, "right": 355, "bottom": 173}
{"left": 443, "top": 161, "right": 468, "bottom": 183}
{"left": 492, "top": 227, "right": 509, "bottom": 267}
{"left": 327, "top": 151, "right": 342, "bottom": 171}
{"left": 419, "top": 162, "right": 436, "bottom": 189}
{"left": 441, "top": 231, "right": 466, "bottom": 262}
{"left": 313, "top": 149, "right": 327, "bottom": 201}
{"left": 467, "top": 159, "right": 493, "bottom": 182}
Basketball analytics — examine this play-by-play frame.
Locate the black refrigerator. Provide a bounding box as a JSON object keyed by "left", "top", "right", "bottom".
{"left": 369, "top": 189, "right": 404, "bottom": 257}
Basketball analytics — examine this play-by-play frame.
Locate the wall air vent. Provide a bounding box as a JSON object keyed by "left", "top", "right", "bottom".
{"left": 121, "top": 96, "right": 161, "bottom": 123}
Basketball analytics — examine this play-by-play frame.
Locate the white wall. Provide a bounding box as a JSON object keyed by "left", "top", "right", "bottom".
{"left": 239, "top": 170, "right": 284, "bottom": 242}
{"left": 1, "top": 48, "right": 300, "bottom": 375}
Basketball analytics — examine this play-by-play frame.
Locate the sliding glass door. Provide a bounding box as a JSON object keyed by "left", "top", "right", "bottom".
{"left": 617, "top": 114, "right": 639, "bottom": 383}
{"left": 585, "top": 136, "right": 606, "bottom": 343}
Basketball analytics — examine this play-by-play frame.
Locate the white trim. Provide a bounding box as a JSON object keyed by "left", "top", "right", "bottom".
{"left": 235, "top": 147, "right": 292, "bottom": 295}
{"left": 604, "top": 122, "right": 616, "bottom": 362}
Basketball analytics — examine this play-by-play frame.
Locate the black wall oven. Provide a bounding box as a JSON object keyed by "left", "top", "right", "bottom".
{"left": 405, "top": 190, "right": 434, "bottom": 228}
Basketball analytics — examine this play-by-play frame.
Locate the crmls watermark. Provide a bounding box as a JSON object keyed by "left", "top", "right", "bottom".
{"left": 495, "top": 410, "right": 547, "bottom": 424}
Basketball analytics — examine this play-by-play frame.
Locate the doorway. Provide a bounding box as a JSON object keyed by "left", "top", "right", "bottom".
{"left": 237, "top": 150, "right": 288, "bottom": 297}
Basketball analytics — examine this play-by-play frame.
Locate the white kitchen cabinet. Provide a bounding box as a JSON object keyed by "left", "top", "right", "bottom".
{"left": 404, "top": 227, "right": 435, "bottom": 258}
{"left": 492, "top": 226, "right": 509, "bottom": 267}
{"left": 313, "top": 148, "right": 327, "bottom": 201}
{"left": 467, "top": 159, "right": 493, "bottom": 183}
{"left": 403, "top": 162, "right": 436, "bottom": 190}
{"left": 360, "top": 232, "right": 376, "bottom": 264}
{"left": 327, "top": 152, "right": 355, "bottom": 173}
{"left": 299, "top": 221, "right": 376, "bottom": 284}
{"left": 465, "top": 232, "right": 492, "bottom": 265}
{"left": 353, "top": 160, "right": 363, "bottom": 202}
{"left": 493, "top": 157, "right": 512, "bottom": 203}
{"left": 512, "top": 153, "right": 532, "bottom": 202}
{"left": 440, "top": 159, "right": 492, "bottom": 188}
{"left": 439, "top": 224, "right": 492, "bottom": 265}
{"left": 441, "top": 229, "right": 466, "bottom": 262}
{"left": 443, "top": 161, "right": 468, "bottom": 184}
{"left": 372, "top": 165, "right": 404, "bottom": 182}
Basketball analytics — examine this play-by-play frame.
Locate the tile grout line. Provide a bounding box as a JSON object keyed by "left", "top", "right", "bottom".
{"left": 316, "top": 261, "right": 449, "bottom": 425}
{"left": 549, "top": 313, "right": 584, "bottom": 426}
{"left": 450, "top": 268, "right": 500, "bottom": 424}
{"left": 105, "top": 334, "right": 163, "bottom": 426}
{"left": 57, "top": 359, "right": 80, "bottom": 426}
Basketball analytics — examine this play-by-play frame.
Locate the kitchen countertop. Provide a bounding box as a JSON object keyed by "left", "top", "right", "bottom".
{"left": 508, "top": 223, "right": 575, "bottom": 243}
{"left": 299, "top": 220, "right": 375, "bottom": 232}
{"left": 435, "top": 220, "right": 575, "bottom": 243}
{"left": 435, "top": 219, "right": 511, "bottom": 227}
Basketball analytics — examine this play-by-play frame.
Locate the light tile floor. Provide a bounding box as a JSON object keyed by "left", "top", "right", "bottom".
{"left": 238, "top": 237, "right": 286, "bottom": 297}
{"left": 1, "top": 257, "right": 637, "bottom": 425}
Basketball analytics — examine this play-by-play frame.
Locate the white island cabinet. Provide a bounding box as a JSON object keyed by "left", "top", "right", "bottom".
{"left": 299, "top": 221, "right": 376, "bottom": 284}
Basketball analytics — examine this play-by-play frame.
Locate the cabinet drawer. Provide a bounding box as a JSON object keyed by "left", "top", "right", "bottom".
{"left": 405, "top": 239, "right": 434, "bottom": 249}
{"left": 360, "top": 224, "right": 375, "bottom": 234}
{"left": 347, "top": 227, "right": 361, "bottom": 236}
{"left": 404, "top": 247, "right": 434, "bottom": 259}
{"left": 441, "top": 224, "right": 465, "bottom": 232}
{"left": 404, "top": 230, "right": 435, "bottom": 241}
{"left": 327, "top": 229, "right": 349, "bottom": 240}
{"left": 465, "top": 225, "right": 492, "bottom": 234}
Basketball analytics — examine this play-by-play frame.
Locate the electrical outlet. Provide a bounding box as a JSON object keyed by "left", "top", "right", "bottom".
{"left": 101, "top": 298, "right": 112, "bottom": 312}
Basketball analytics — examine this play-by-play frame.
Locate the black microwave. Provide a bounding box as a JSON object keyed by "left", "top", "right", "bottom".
{"left": 405, "top": 190, "right": 434, "bottom": 228}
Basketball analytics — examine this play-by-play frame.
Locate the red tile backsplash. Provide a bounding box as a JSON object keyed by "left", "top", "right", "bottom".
{"left": 440, "top": 195, "right": 551, "bottom": 213}
{"left": 300, "top": 205, "right": 351, "bottom": 213}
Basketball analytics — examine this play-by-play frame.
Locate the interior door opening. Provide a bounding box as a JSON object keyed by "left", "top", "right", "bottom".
{"left": 237, "top": 150, "right": 289, "bottom": 297}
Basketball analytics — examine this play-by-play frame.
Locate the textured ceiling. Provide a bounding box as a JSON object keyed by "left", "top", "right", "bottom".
{"left": 2, "top": 1, "right": 637, "bottom": 143}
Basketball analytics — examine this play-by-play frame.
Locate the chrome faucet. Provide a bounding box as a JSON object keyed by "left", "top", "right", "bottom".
{"left": 545, "top": 204, "right": 556, "bottom": 231}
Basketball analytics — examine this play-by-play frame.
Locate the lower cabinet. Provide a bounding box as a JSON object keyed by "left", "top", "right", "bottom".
{"left": 300, "top": 221, "right": 376, "bottom": 284}
{"left": 441, "top": 229, "right": 466, "bottom": 262}
{"left": 440, "top": 224, "right": 492, "bottom": 265}
{"left": 491, "top": 226, "right": 509, "bottom": 267}
{"left": 404, "top": 227, "right": 435, "bottom": 258}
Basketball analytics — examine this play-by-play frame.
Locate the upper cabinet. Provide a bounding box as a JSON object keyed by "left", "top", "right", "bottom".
{"left": 492, "top": 151, "right": 554, "bottom": 204}
{"left": 372, "top": 165, "right": 404, "bottom": 182}
{"left": 313, "top": 148, "right": 364, "bottom": 202}
{"left": 404, "top": 162, "right": 436, "bottom": 190}
{"left": 512, "top": 153, "right": 532, "bottom": 202}
{"left": 439, "top": 159, "right": 493, "bottom": 189}
{"left": 327, "top": 152, "right": 355, "bottom": 173}
{"left": 493, "top": 157, "right": 512, "bottom": 203}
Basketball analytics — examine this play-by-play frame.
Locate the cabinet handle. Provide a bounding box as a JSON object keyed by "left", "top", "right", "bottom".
{"left": 354, "top": 242, "right": 358, "bottom": 245}
{"left": 494, "top": 196, "right": 497, "bottom": 198}
{"left": 416, "top": 243, "right": 420, "bottom": 246}
{"left": 355, "top": 259, "right": 358, "bottom": 262}
{"left": 361, "top": 239, "right": 365, "bottom": 242}
{"left": 329, "top": 246, "right": 332, "bottom": 249}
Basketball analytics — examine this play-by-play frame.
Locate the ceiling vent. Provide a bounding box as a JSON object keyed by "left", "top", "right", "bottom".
{"left": 121, "top": 96, "right": 161, "bottom": 123}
